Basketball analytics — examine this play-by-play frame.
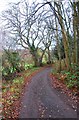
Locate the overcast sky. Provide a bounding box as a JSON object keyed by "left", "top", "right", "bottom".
{"left": 0, "top": 0, "right": 35, "bottom": 13}
{"left": 0, "top": 0, "right": 79, "bottom": 13}
{"left": 0, "top": 0, "right": 20, "bottom": 12}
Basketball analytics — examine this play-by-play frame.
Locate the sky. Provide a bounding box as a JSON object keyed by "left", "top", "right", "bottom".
{"left": 0, "top": 0, "right": 34, "bottom": 13}
{"left": 0, "top": 0, "right": 79, "bottom": 13}
{"left": 1, "top": 0, "right": 79, "bottom": 13}
{"left": 0, "top": 0, "right": 20, "bottom": 13}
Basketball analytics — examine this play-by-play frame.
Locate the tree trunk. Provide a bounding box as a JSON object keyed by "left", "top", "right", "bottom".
{"left": 32, "top": 54, "right": 39, "bottom": 67}
{"left": 30, "top": 49, "right": 39, "bottom": 67}
{"left": 57, "top": 4, "right": 71, "bottom": 70}
{"left": 47, "top": 47, "right": 51, "bottom": 64}
{"left": 62, "top": 29, "right": 71, "bottom": 70}
{"left": 73, "top": 2, "right": 79, "bottom": 65}
{"left": 38, "top": 48, "right": 47, "bottom": 66}
{"left": 55, "top": 17, "right": 61, "bottom": 72}
{"left": 76, "top": 2, "right": 79, "bottom": 64}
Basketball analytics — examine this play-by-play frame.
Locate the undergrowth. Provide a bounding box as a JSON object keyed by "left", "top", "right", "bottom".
{"left": 52, "top": 63, "right": 79, "bottom": 90}
{"left": 2, "top": 67, "right": 39, "bottom": 119}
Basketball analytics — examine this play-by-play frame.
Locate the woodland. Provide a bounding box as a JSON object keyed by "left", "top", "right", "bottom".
{"left": 0, "top": 0, "right": 79, "bottom": 118}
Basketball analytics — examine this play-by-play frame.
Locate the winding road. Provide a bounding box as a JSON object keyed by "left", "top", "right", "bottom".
{"left": 19, "top": 67, "right": 77, "bottom": 118}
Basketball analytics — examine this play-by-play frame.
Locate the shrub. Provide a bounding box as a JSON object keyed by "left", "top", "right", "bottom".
{"left": 2, "top": 49, "right": 25, "bottom": 80}
{"left": 64, "top": 64, "right": 79, "bottom": 89}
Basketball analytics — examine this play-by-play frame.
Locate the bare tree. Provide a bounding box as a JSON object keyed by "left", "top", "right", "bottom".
{"left": 72, "top": 1, "right": 79, "bottom": 65}
{"left": 2, "top": 1, "right": 53, "bottom": 66}
{"left": 2, "top": 0, "right": 78, "bottom": 69}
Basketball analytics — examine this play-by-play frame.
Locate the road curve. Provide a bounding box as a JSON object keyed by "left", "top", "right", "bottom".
{"left": 19, "top": 67, "right": 77, "bottom": 118}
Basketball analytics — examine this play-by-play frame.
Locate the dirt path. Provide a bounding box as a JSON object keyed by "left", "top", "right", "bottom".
{"left": 19, "top": 67, "right": 77, "bottom": 118}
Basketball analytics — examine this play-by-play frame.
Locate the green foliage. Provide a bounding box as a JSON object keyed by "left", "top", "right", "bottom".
{"left": 2, "top": 67, "right": 11, "bottom": 76}
{"left": 24, "top": 63, "right": 34, "bottom": 70}
{"left": 65, "top": 72, "right": 78, "bottom": 88}
{"left": 4, "top": 49, "right": 21, "bottom": 71}
{"left": 13, "top": 77, "right": 24, "bottom": 84}
{"left": 2, "top": 49, "right": 38, "bottom": 81}
{"left": 64, "top": 64, "right": 79, "bottom": 88}
{"left": 66, "top": 80, "right": 78, "bottom": 88}
{"left": 2, "top": 49, "right": 25, "bottom": 80}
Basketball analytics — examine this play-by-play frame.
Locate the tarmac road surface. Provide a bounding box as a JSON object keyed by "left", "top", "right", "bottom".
{"left": 19, "top": 67, "right": 77, "bottom": 118}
